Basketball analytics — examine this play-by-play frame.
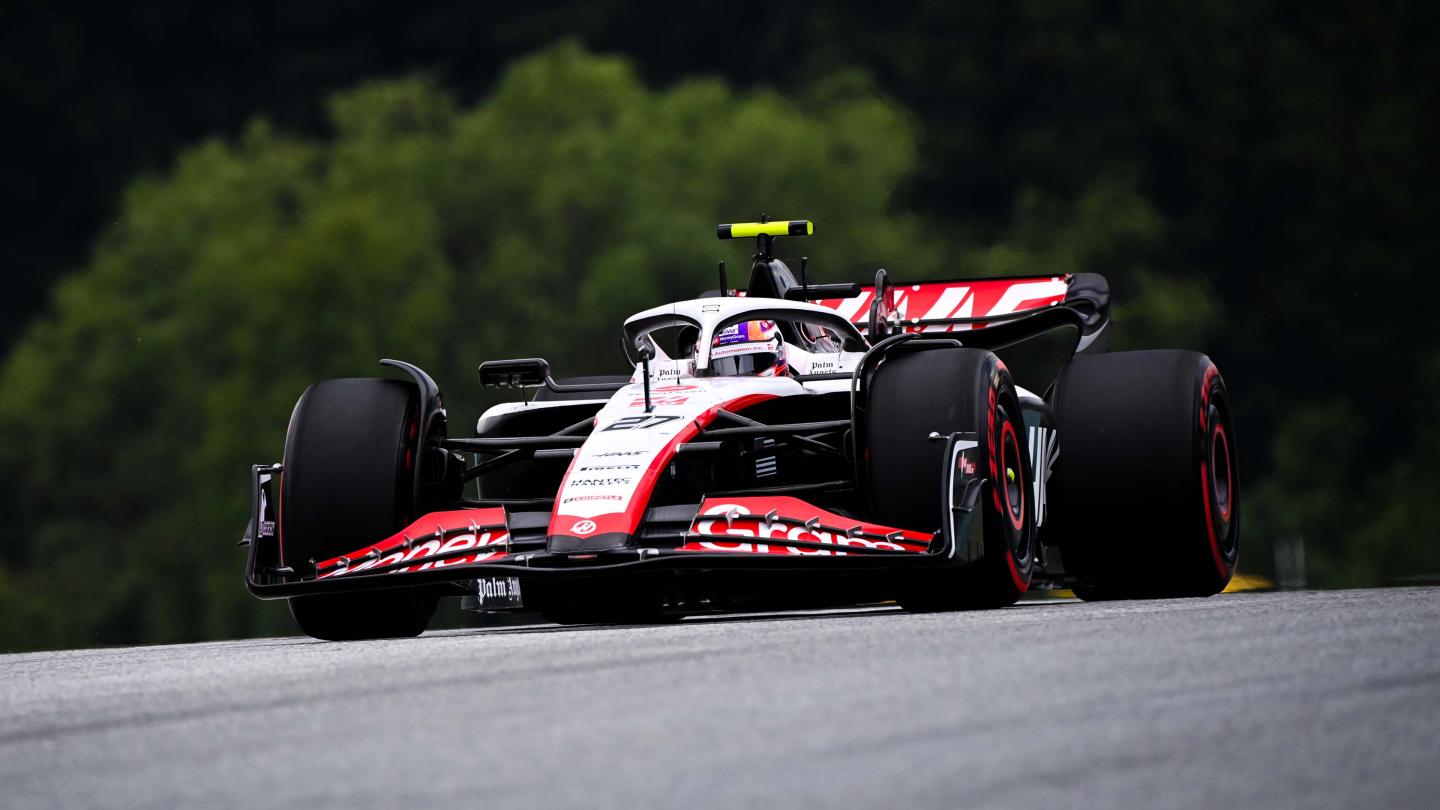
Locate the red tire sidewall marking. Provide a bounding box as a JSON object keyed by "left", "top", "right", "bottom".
{"left": 1005, "top": 542, "right": 1029, "bottom": 592}
{"left": 1199, "top": 366, "right": 1230, "bottom": 579}
{"left": 1000, "top": 419, "right": 1025, "bottom": 532}
{"left": 404, "top": 410, "right": 419, "bottom": 473}
{"left": 1003, "top": 413, "right": 1029, "bottom": 591}
{"left": 277, "top": 467, "right": 286, "bottom": 567}
{"left": 990, "top": 368, "right": 1028, "bottom": 592}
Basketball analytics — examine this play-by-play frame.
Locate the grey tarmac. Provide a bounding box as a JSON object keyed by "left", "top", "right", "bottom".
{"left": 2, "top": 588, "right": 1438, "bottom": 809}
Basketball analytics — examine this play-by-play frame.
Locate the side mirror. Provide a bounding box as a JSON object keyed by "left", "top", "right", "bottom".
{"left": 478, "top": 358, "right": 551, "bottom": 388}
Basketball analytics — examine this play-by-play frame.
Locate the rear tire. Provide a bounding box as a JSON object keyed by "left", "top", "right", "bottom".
{"left": 866, "top": 348, "right": 1036, "bottom": 610}
{"left": 1047, "top": 350, "right": 1239, "bottom": 598}
{"left": 281, "top": 378, "right": 436, "bottom": 640}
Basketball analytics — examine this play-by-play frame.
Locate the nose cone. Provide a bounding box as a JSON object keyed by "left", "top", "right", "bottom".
{"left": 548, "top": 531, "right": 633, "bottom": 554}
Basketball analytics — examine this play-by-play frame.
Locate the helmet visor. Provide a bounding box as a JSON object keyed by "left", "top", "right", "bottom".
{"left": 710, "top": 351, "right": 780, "bottom": 377}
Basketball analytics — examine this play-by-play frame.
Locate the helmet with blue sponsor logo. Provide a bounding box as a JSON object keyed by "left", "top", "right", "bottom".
{"left": 709, "top": 320, "right": 788, "bottom": 377}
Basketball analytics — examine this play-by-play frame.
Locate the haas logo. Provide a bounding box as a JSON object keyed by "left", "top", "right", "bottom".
{"left": 570, "top": 519, "right": 598, "bottom": 536}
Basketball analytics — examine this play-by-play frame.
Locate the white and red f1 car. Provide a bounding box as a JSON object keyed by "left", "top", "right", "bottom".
{"left": 242, "top": 219, "right": 1240, "bottom": 639}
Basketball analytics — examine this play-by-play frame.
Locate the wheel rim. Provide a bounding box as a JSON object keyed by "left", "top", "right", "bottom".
{"left": 1207, "top": 405, "right": 1238, "bottom": 561}
{"left": 1201, "top": 391, "right": 1239, "bottom": 567}
{"left": 1211, "top": 423, "right": 1232, "bottom": 523}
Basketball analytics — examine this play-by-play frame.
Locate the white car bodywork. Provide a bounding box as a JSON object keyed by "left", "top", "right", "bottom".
{"left": 476, "top": 297, "right": 868, "bottom": 540}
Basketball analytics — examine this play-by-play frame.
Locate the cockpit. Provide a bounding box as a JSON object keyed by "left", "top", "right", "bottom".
{"left": 623, "top": 300, "right": 867, "bottom": 379}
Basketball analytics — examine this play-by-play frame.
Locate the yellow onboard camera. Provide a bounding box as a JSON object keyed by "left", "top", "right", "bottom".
{"left": 716, "top": 220, "right": 814, "bottom": 240}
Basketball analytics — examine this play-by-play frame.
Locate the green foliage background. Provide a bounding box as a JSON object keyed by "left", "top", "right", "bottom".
{"left": 3, "top": 1, "right": 1438, "bottom": 650}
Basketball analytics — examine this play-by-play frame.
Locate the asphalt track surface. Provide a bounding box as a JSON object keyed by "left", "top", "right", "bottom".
{"left": 3, "top": 588, "right": 1438, "bottom": 809}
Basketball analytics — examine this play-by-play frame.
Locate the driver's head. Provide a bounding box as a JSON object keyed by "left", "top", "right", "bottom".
{"left": 709, "top": 320, "right": 788, "bottom": 377}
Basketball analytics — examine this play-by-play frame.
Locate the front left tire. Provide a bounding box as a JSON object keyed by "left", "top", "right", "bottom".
{"left": 281, "top": 378, "right": 436, "bottom": 640}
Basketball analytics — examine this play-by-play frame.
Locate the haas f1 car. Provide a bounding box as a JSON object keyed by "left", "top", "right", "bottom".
{"left": 241, "top": 219, "right": 1240, "bottom": 640}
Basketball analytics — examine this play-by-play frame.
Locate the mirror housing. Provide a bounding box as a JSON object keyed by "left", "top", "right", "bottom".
{"left": 478, "top": 358, "right": 551, "bottom": 388}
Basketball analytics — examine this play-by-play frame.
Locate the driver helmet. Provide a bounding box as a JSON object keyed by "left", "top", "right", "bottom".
{"left": 709, "top": 320, "right": 788, "bottom": 377}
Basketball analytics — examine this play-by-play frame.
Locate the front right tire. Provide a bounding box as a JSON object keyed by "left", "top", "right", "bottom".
{"left": 866, "top": 347, "right": 1036, "bottom": 610}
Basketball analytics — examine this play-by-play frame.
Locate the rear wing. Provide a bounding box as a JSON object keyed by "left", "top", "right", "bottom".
{"left": 813, "top": 275, "right": 1077, "bottom": 334}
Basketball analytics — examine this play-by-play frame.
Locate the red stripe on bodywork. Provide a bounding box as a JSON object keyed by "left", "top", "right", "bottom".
{"left": 814, "top": 276, "right": 1070, "bottom": 333}
{"left": 547, "top": 394, "right": 779, "bottom": 540}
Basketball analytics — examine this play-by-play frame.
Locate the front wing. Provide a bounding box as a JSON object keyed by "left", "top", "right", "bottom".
{"left": 241, "top": 433, "right": 989, "bottom": 602}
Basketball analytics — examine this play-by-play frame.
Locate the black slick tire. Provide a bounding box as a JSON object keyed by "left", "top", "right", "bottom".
{"left": 281, "top": 378, "right": 436, "bottom": 640}
{"left": 1047, "top": 350, "right": 1239, "bottom": 598}
{"left": 866, "top": 347, "right": 1036, "bottom": 610}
